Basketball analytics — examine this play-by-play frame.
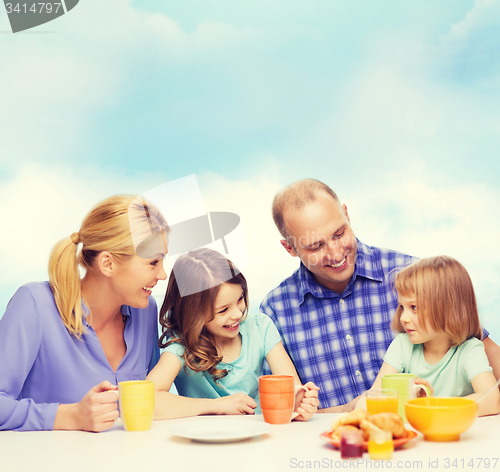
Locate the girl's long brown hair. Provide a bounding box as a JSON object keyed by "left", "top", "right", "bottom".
{"left": 159, "top": 248, "right": 248, "bottom": 381}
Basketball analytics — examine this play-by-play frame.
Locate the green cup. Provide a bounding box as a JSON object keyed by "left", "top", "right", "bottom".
{"left": 381, "top": 374, "right": 431, "bottom": 422}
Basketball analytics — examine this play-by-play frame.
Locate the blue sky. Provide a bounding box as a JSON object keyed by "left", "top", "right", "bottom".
{"left": 1, "top": 0, "right": 500, "bottom": 338}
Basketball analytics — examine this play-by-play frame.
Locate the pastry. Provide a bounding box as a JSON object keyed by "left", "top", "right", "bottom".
{"left": 330, "top": 425, "right": 360, "bottom": 442}
{"left": 366, "top": 412, "right": 406, "bottom": 439}
{"left": 359, "top": 419, "right": 384, "bottom": 441}
{"left": 331, "top": 409, "right": 371, "bottom": 430}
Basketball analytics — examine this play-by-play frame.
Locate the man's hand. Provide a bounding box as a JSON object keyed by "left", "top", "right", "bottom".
{"left": 293, "top": 382, "right": 320, "bottom": 421}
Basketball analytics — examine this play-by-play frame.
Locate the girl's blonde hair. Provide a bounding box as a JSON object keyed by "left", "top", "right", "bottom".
{"left": 391, "top": 255, "right": 483, "bottom": 345}
{"left": 159, "top": 248, "right": 249, "bottom": 381}
{"left": 48, "top": 195, "right": 168, "bottom": 337}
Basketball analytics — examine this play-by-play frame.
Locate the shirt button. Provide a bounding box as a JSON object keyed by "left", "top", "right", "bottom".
{"left": 346, "top": 335, "right": 352, "bottom": 340}
{"left": 339, "top": 299, "right": 345, "bottom": 304}
{"left": 355, "top": 370, "right": 361, "bottom": 376}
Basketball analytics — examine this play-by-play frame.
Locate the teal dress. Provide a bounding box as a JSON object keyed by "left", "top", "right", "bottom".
{"left": 161, "top": 313, "right": 281, "bottom": 412}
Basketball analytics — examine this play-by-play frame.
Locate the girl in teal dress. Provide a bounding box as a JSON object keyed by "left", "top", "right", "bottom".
{"left": 147, "top": 247, "right": 319, "bottom": 420}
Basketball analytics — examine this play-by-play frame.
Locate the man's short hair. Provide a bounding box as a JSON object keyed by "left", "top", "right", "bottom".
{"left": 272, "top": 179, "right": 340, "bottom": 239}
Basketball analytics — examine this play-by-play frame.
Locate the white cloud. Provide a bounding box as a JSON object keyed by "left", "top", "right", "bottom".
{"left": 60, "top": 0, "right": 266, "bottom": 54}
{"left": 298, "top": 29, "right": 500, "bottom": 195}
{"left": 0, "top": 0, "right": 271, "bottom": 169}
{"left": 319, "top": 67, "right": 442, "bottom": 157}
{"left": 1, "top": 162, "right": 499, "bottom": 338}
{"left": 0, "top": 53, "right": 117, "bottom": 168}
{"left": 435, "top": 0, "right": 500, "bottom": 83}
{"left": 1, "top": 0, "right": 500, "bottom": 343}
{"left": 0, "top": 162, "right": 166, "bottom": 286}
{"left": 350, "top": 172, "right": 500, "bottom": 331}
{"left": 197, "top": 168, "right": 500, "bottom": 336}
{"left": 444, "top": 0, "right": 500, "bottom": 44}
{"left": 198, "top": 167, "right": 297, "bottom": 311}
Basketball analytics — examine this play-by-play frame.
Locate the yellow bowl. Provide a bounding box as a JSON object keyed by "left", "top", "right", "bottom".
{"left": 405, "top": 397, "right": 478, "bottom": 442}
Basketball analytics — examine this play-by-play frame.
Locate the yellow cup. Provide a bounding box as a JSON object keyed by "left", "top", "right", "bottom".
{"left": 118, "top": 380, "right": 155, "bottom": 432}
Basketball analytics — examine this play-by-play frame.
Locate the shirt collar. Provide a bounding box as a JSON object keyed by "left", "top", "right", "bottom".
{"left": 353, "top": 239, "right": 385, "bottom": 283}
{"left": 81, "top": 301, "right": 91, "bottom": 326}
{"left": 121, "top": 305, "right": 132, "bottom": 318}
{"left": 297, "top": 239, "right": 385, "bottom": 301}
{"left": 81, "top": 303, "right": 131, "bottom": 327}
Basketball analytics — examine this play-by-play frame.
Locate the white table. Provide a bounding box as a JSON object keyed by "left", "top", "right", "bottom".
{"left": 2, "top": 413, "right": 499, "bottom": 472}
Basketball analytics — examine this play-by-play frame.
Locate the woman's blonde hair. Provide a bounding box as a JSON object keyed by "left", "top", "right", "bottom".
{"left": 391, "top": 255, "right": 483, "bottom": 346}
{"left": 48, "top": 195, "right": 168, "bottom": 337}
{"left": 159, "top": 248, "right": 249, "bottom": 382}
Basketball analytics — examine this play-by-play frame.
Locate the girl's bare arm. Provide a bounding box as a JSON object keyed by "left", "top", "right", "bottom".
{"left": 468, "top": 371, "right": 500, "bottom": 417}
{"left": 146, "top": 352, "right": 256, "bottom": 419}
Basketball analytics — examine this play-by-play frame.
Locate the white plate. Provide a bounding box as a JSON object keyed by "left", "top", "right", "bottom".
{"left": 169, "top": 417, "right": 270, "bottom": 443}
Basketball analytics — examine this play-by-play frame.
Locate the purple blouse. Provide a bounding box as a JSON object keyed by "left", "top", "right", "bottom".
{"left": 0, "top": 282, "right": 160, "bottom": 431}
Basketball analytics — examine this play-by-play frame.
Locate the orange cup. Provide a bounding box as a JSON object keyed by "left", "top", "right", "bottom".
{"left": 259, "top": 375, "right": 297, "bottom": 424}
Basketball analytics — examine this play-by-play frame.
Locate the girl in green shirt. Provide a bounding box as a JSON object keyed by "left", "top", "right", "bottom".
{"left": 368, "top": 255, "right": 500, "bottom": 417}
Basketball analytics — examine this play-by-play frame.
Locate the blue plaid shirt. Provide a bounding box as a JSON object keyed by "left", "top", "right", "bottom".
{"left": 259, "top": 240, "right": 417, "bottom": 409}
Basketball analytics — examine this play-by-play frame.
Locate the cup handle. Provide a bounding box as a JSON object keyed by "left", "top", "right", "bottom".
{"left": 108, "top": 389, "right": 120, "bottom": 415}
{"left": 414, "top": 384, "right": 431, "bottom": 398}
{"left": 291, "top": 385, "right": 308, "bottom": 420}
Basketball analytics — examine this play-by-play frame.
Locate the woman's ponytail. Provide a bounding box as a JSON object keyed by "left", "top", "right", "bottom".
{"left": 48, "top": 233, "right": 84, "bottom": 337}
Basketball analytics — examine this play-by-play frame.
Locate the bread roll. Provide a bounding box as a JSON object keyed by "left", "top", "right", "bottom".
{"left": 359, "top": 419, "right": 384, "bottom": 441}
{"left": 366, "top": 412, "right": 406, "bottom": 439}
{"left": 330, "top": 425, "right": 360, "bottom": 442}
{"left": 331, "top": 409, "right": 371, "bottom": 430}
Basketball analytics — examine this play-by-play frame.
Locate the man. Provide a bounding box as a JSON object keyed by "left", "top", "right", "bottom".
{"left": 260, "top": 179, "right": 500, "bottom": 412}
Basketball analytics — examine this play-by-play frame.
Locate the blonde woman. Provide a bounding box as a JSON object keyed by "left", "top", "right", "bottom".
{"left": 0, "top": 195, "right": 169, "bottom": 431}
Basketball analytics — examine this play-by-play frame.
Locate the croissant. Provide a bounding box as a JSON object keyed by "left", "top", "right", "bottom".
{"left": 331, "top": 409, "right": 371, "bottom": 430}
{"left": 330, "top": 425, "right": 360, "bottom": 442}
{"left": 365, "top": 413, "right": 406, "bottom": 439}
{"left": 359, "top": 419, "right": 384, "bottom": 441}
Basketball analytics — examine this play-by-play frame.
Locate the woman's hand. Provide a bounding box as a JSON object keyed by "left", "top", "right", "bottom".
{"left": 214, "top": 393, "right": 257, "bottom": 415}
{"left": 54, "top": 380, "right": 119, "bottom": 432}
{"left": 293, "top": 382, "right": 320, "bottom": 421}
